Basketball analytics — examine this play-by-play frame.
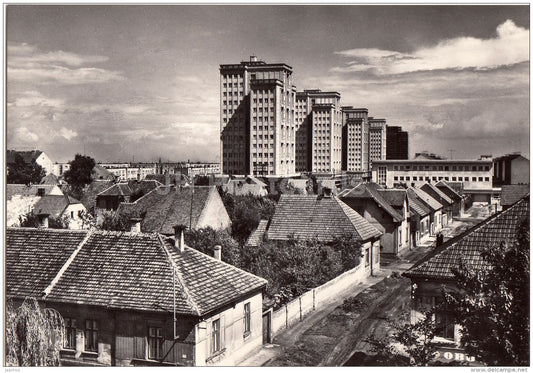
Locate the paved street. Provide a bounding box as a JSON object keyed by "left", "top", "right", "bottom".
{"left": 237, "top": 206, "right": 491, "bottom": 366}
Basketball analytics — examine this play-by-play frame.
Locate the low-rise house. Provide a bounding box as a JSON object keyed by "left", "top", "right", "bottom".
{"left": 420, "top": 183, "right": 454, "bottom": 225}
{"left": 95, "top": 180, "right": 162, "bottom": 212}
{"left": 436, "top": 180, "right": 465, "bottom": 217}
{"left": 403, "top": 195, "right": 529, "bottom": 364}
{"left": 338, "top": 183, "right": 410, "bottom": 256}
{"left": 406, "top": 188, "right": 432, "bottom": 245}
{"left": 80, "top": 179, "right": 115, "bottom": 212}
{"left": 7, "top": 149, "right": 54, "bottom": 175}
{"left": 6, "top": 184, "right": 64, "bottom": 227}
{"left": 409, "top": 187, "right": 443, "bottom": 235}
{"left": 33, "top": 194, "right": 87, "bottom": 229}
{"left": 266, "top": 192, "right": 382, "bottom": 274}
{"left": 500, "top": 184, "right": 530, "bottom": 210}
{"left": 6, "top": 227, "right": 267, "bottom": 366}
{"left": 117, "top": 186, "right": 231, "bottom": 234}
{"left": 222, "top": 176, "right": 268, "bottom": 197}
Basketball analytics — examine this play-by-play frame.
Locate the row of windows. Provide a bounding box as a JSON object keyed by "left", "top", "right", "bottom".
{"left": 222, "top": 82, "right": 244, "bottom": 88}
{"left": 393, "top": 165, "right": 491, "bottom": 172}
{"left": 393, "top": 175, "right": 491, "bottom": 182}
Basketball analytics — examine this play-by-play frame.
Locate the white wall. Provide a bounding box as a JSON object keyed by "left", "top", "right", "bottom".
{"left": 195, "top": 292, "right": 263, "bottom": 366}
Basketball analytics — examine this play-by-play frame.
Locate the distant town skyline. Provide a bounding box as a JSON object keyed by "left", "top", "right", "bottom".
{"left": 6, "top": 5, "right": 530, "bottom": 163}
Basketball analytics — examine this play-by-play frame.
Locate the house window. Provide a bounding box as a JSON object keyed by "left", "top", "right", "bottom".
{"left": 211, "top": 319, "right": 221, "bottom": 354}
{"left": 148, "top": 326, "right": 163, "bottom": 360}
{"left": 84, "top": 319, "right": 98, "bottom": 352}
{"left": 243, "top": 303, "right": 251, "bottom": 335}
{"left": 365, "top": 247, "right": 370, "bottom": 267}
{"left": 64, "top": 318, "right": 77, "bottom": 349}
{"left": 435, "top": 298, "right": 455, "bottom": 339}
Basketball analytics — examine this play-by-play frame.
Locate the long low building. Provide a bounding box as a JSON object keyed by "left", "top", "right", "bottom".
{"left": 371, "top": 159, "right": 500, "bottom": 204}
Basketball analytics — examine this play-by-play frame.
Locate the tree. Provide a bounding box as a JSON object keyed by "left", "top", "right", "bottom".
{"left": 184, "top": 227, "right": 241, "bottom": 267}
{"left": 445, "top": 217, "right": 530, "bottom": 366}
{"left": 98, "top": 210, "right": 131, "bottom": 231}
{"left": 7, "top": 154, "right": 46, "bottom": 184}
{"left": 6, "top": 298, "right": 66, "bottom": 366}
{"left": 365, "top": 309, "right": 439, "bottom": 366}
{"left": 63, "top": 154, "right": 96, "bottom": 199}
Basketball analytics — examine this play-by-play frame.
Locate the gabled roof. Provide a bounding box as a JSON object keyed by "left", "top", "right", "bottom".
{"left": 406, "top": 189, "right": 431, "bottom": 217}
{"left": 378, "top": 189, "right": 407, "bottom": 208}
{"left": 267, "top": 195, "right": 381, "bottom": 242}
{"left": 40, "top": 173, "right": 59, "bottom": 185}
{"left": 7, "top": 150, "right": 43, "bottom": 164}
{"left": 33, "top": 195, "right": 83, "bottom": 218}
{"left": 339, "top": 183, "right": 403, "bottom": 222}
{"left": 6, "top": 228, "right": 267, "bottom": 316}
{"left": 97, "top": 179, "right": 162, "bottom": 197}
{"left": 6, "top": 184, "right": 62, "bottom": 200}
{"left": 501, "top": 184, "right": 530, "bottom": 207}
{"left": 410, "top": 187, "right": 443, "bottom": 212}
{"left": 245, "top": 219, "right": 269, "bottom": 247}
{"left": 117, "top": 186, "right": 216, "bottom": 234}
{"left": 420, "top": 183, "right": 453, "bottom": 206}
{"left": 80, "top": 179, "right": 115, "bottom": 210}
{"left": 404, "top": 196, "right": 529, "bottom": 281}
{"left": 436, "top": 180, "right": 463, "bottom": 202}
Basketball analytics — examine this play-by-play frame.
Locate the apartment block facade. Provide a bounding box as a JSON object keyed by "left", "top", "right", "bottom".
{"left": 342, "top": 107, "right": 369, "bottom": 172}
{"left": 368, "top": 118, "right": 387, "bottom": 163}
{"left": 220, "top": 56, "right": 297, "bottom": 177}
{"left": 386, "top": 126, "right": 409, "bottom": 160}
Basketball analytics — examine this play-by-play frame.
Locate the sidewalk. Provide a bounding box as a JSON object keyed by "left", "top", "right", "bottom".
{"left": 236, "top": 268, "right": 392, "bottom": 366}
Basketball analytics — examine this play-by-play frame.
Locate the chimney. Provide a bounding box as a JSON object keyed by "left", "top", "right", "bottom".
{"left": 173, "top": 224, "right": 187, "bottom": 253}
{"left": 38, "top": 214, "right": 49, "bottom": 228}
{"left": 130, "top": 217, "right": 142, "bottom": 233}
{"left": 213, "top": 245, "right": 221, "bottom": 261}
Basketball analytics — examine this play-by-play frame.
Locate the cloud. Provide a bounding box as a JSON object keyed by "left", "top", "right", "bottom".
{"left": 7, "top": 42, "right": 124, "bottom": 85}
{"left": 13, "top": 126, "right": 39, "bottom": 142}
{"left": 58, "top": 127, "right": 77, "bottom": 140}
{"left": 333, "top": 20, "right": 529, "bottom": 74}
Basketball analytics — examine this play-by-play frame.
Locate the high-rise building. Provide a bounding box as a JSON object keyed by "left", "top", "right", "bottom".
{"left": 342, "top": 107, "right": 369, "bottom": 172}
{"left": 386, "top": 126, "right": 409, "bottom": 160}
{"left": 220, "top": 56, "right": 296, "bottom": 177}
{"left": 296, "top": 90, "right": 342, "bottom": 174}
{"left": 368, "top": 118, "right": 387, "bottom": 163}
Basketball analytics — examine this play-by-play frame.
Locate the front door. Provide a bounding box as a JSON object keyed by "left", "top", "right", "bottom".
{"left": 262, "top": 311, "right": 271, "bottom": 344}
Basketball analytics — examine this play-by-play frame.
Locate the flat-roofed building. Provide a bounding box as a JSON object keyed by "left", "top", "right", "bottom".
{"left": 220, "top": 56, "right": 297, "bottom": 177}
{"left": 386, "top": 126, "right": 409, "bottom": 160}
{"left": 368, "top": 117, "right": 387, "bottom": 163}
{"left": 342, "top": 107, "right": 370, "bottom": 173}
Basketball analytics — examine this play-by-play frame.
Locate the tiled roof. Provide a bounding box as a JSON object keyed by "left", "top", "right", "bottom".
{"left": 406, "top": 189, "right": 431, "bottom": 217}
{"left": 81, "top": 180, "right": 115, "bottom": 210}
{"left": 339, "top": 183, "right": 403, "bottom": 222}
{"left": 245, "top": 219, "right": 269, "bottom": 247}
{"left": 378, "top": 189, "right": 407, "bottom": 208}
{"left": 6, "top": 184, "right": 60, "bottom": 200}
{"left": 420, "top": 183, "right": 453, "bottom": 206}
{"left": 7, "top": 150, "right": 43, "bottom": 164}
{"left": 40, "top": 173, "right": 59, "bottom": 185}
{"left": 410, "top": 187, "right": 443, "bottom": 212}
{"left": 6, "top": 228, "right": 267, "bottom": 316}
{"left": 435, "top": 181, "right": 463, "bottom": 202}
{"left": 33, "top": 195, "right": 81, "bottom": 218}
{"left": 404, "top": 196, "right": 529, "bottom": 281}
{"left": 267, "top": 195, "right": 381, "bottom": 242}
{"left": 501, "top": 185, "right": 530, "bottom": 206}
{"left": 97, "top": 180, "right": 161, "bottom": 197}
{"left": 117, "top": 186, "right": 214, "bottom": 234}
{"left": 6, "top": 228, "right": 90, "bottom": 298}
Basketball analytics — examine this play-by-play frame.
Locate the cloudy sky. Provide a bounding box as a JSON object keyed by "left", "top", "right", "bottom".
{"left": 6, "top": 5, "right": 530, "bottom": 163}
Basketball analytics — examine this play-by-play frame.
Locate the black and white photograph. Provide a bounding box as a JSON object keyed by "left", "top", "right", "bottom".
{"left": 3, "top": 3, "right": 530, "bottom": 368}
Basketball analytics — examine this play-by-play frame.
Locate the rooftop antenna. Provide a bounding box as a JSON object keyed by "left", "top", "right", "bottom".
{"left": 448, "top": 149, "right": 456, "bottom": 160}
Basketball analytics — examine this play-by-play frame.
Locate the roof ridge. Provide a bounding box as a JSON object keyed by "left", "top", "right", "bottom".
{"left": 405, "top": 197, "right": 529, "bottom": 277}
{"left": 157, "top": 234, "right": 201, "bottom": 316}
{"left": 42, "top": 229, "right": 94, "bottom": 298}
